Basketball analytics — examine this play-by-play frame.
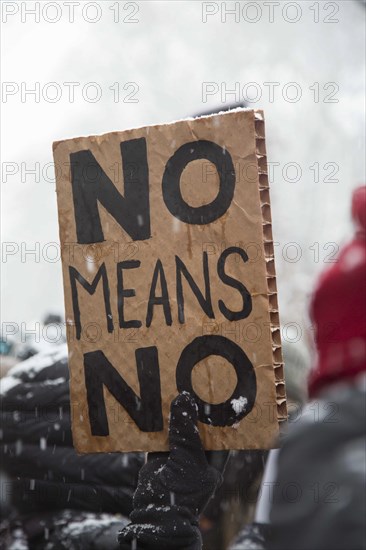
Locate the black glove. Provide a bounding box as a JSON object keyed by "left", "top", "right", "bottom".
{"left": 118, "top": 392, "right": 223, "bottom": 549}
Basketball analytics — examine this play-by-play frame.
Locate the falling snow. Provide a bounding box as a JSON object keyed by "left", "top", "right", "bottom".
{"left": 231, "top": 396, "right": 248, "bottom": 415}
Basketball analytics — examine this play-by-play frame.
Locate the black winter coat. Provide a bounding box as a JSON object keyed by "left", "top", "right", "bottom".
{"left": 270, "top": 378, "right": 366, "bottom": 550}
{"left": 0, "top": 345, "right": 144, "bottom": 548}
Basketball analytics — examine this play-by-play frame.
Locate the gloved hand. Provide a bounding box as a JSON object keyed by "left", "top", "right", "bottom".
{"left": 118, "top": 392, "right": 223, "bottom": 549}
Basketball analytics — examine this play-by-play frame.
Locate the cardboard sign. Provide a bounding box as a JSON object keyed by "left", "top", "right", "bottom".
{"left": 53, "top": 109, "right": 287, "bottom": 453}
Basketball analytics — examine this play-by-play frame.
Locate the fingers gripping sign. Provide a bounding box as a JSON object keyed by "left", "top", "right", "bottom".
{"left": 118, "top": 393, "right": 223, "bottom": 549}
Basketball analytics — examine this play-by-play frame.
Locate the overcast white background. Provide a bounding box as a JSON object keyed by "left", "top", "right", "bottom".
{"left": 1, "top": 0, "right": 365, "bottom": 342}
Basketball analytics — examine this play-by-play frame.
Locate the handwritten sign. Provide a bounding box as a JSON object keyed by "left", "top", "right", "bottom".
{"left": 53, "top": 109, "right": 287, "bottom": 453}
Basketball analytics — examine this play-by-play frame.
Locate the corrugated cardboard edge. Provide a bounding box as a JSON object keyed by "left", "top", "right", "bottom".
{"left": 254, "top": 110, "right": 288, "bottom": 425}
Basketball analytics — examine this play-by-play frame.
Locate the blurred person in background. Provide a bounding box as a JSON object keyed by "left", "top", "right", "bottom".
{"left": 0, "top": 345, "right": 144, "bottom": 549}
{"left": 0, "top": 312, "right": 66, "bottom": 379}
{"left": 16, "top": 312, "right": 66, "bottom": 363}
{"left": 267, "top": 185, "right": 366, "bottom": 550}
{"left": 118, "top": 186, "right": 366, "bottom": 550}
{"left": 0, "top": 335, "right": 18, "bottom": 378}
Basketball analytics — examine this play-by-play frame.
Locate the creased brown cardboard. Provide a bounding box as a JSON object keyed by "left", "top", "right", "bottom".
{"left": 53, "top": 108, "right": 286, "bottom": 453}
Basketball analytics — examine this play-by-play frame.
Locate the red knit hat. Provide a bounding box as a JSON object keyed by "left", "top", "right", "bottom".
{"left": 308, "top": 186, "right": 366, "bottom": 397}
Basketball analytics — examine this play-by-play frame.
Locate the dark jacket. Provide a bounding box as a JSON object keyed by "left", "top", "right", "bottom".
{"left": 229, "top": 377, "right": 366, "bottom": 550}
{"left": 0, "top": 345, "right": 144, "bottom": 548}
{"left": 270, "top": 378, "right": 366, "bottom": 550}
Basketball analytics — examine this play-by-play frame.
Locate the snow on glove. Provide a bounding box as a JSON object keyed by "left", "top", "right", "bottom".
{"left": 118, "top": 392, "right": 223, "bottom": 550}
